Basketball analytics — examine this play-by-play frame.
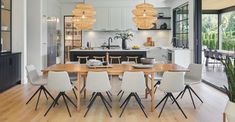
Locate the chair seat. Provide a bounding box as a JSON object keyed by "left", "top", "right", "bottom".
{"left": 184, "top": 78, "right": 201, "bottom": 85}
{"left": 32, "top": 77, "right": 47, "bottom": 86}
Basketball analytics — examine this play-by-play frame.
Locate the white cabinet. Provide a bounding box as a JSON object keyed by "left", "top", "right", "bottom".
{"left": 109, "top": 8, "right": 122, "bottom": 30}
{"left": 93, "top": 8, "right": 109, "bottom": 30}
{"left": 93, "top": 7, "right": 137, "bottom": 31}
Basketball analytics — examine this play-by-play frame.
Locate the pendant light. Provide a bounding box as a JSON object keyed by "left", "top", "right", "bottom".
{"left": 72, "top": 0, "right": 96, "bottom": 30}
{"left": 132, "top": 0, "right": 157, "bottom": 29}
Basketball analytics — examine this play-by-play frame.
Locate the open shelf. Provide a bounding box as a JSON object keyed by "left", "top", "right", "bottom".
{"left": 158, "top": 17, "right": 171, "bottom": 19}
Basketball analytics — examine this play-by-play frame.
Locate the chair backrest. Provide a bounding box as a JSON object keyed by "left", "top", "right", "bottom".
{"left": 25, "top": 65, "right": 41, "bottom": 85}
{"left": 159, "top": 72, "right": 184, "bottom": 93}
{"left": 203, "top": 49, "right": 209, "bottom": 57}
{"left": 121, "top": 72, "right": 146, "bottom": 92}
{"left": 47, "top": 71, "right": 73, "bottom": 92}
{"left": 185, "top": 64, "right": 202, "bottom": 82}
{"left": 224, "top": 101, "right": 235, "bottom": 122}
{"left": 86, "top": 71, "right": 111, "bottom": 92}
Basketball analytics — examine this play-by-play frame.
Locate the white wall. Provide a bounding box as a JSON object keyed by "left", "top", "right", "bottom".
{"left": 83, "top": 30, "right": 171, "bottom": 48}
{"left": 12, "top": 0, "right": 27, "bottom": 83}
{"left": 170, "top": 0, "right": 195, "bottom": 63}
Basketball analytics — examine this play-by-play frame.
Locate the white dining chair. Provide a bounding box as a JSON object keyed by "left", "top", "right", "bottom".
{"left": 84, "top": 71, "right": 112, "bottom": 117}
{"left": 117, "top": 61, "right": 136, "bottom": 101}
{"left": 224, "top": 102, "right": 235, "bottom": 122}
{"left": 119, "top": 72, "right": 148, "bottom": 118}
{"left": 174, "top": 64, "right": 203, "bottom": 109}
{"left": 25, "top": 65, "right": 56, "bottom": 111}
{"left": 155, "top": 72, "right": 187, "bottom": 118}
{"left": 44, "top": 71, "right": 77, "bottom": 117}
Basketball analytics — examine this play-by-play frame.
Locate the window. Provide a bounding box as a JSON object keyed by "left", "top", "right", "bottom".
{"left": 173, "top": 3, "right": 189, "bottom": 48}
{"left": 222, "top": 11, "right": 235, "bottom": 51}
{"left": 202, "top": 14, "right": 218, "bottom": 49}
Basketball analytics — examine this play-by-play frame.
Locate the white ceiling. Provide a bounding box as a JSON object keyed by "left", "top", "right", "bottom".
{"left": 202, "top": 0, "right": 235, "bottom": 10}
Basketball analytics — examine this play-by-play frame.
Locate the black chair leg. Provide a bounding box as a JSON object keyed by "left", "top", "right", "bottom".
{"left": 170, "top": 93, "right": 187, "bottom": 119}
{"left": 72, "top": 88, "right": 77, "bottom": 100}
{"left": 44, "top": 93, "right": 62, "bottom": 116}
{"left": 134, "top": 93, "right": 144, "bottom": 109}
{"left": 119, "top": 91, "right": 124, "bottom": 101}
{"left": 172, "top": 90, "right": 184, "bottom": 104}
{"left": 119, "top": 95, "right": 131, "bottom": 117}
{"left": 43, "top": 89, "right": 48, "bottom": 100}
{"left": 42, "top": 86, "right": 57, "bottom": 103}
{"left": 62, "top": 93, "right": 72, "bottom": 117}
{"left": 89, "top": 92, "right": 96, "bottom": 102}
{"left": 117, "top": 90, "right": 122, "bottom": 96}
{"left": 84, "top": 94, "right": 98, "bottom": 117}
{"left": 106, "top": 91, "right": 112, "bottom": 102}
{"left": 35, "top": 89, "right": 42, "bottom": 110}
{"left": 155, "top": 94, "right": 168, "bottom": 109}
{"left": 188, "top": 88, "right": 196, "bottom": 109}
{"left": 120, "top": 94, "right": 131, "bottom": 108}
{"left": 189, "top": 86, "right": 203, "bottom": 103}
{"left": 158, "top": 94, "right": 169, "bottom": 118}
{"left": 100, "top": 94, "right": 112, "bottom": 117}
{"left": 180, "top": 88, "right": 186, "bottom": 99}
{"left": 26, "top": 86, "right": 41, "bottom": 104}
{"left": 134, "top": 94, "right": 148, "bottom": 118}
{"left": 108, "top": 91, "right": 112, "bottom": 96}
{"left": 101, "top": 94, "right": 112, "bottom": 108}
{"left": 64, "top": 93, "right": 77, "bottom": 108}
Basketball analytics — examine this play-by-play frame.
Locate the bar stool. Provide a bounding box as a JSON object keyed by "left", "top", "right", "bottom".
{"left": 77, "top": 56, "right": 89, "bottom": 64}
{"left": 93, "top": 56, "right": 105, "bottom": 62}
{"left": 110, "top": 56, "right": 121, "bottom": 64}
{"left": 127, "top": 56, "right": 138, "bottom": 63}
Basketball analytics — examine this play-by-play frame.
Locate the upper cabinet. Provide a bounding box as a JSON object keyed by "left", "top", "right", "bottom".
{"left": 1, "top": 0, "right": 12, "bottom": 53}
{"left": 93, "top": 7, "right": 137, "bottom": 31}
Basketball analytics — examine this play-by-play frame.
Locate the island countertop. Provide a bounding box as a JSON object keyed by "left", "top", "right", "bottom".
{"left": 70, "top": 47, "right": 157, "bottom": 52}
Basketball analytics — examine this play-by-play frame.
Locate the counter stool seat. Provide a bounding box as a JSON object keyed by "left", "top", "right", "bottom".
{"left": 110, "top": 56, "right": 121, "bottom": 64}
{"left": 77, "top": 56, "right": 89, "bottom": 64}
{"left": 127, "top": 56, "right": 138, "bottom": 63}
{"left": 93, "top": 56, "right": 105, "bottom": 62}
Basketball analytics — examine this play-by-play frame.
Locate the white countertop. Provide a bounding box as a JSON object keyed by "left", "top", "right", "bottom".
{"left": 70, "top": 47, "right": 157, "bottom": 52}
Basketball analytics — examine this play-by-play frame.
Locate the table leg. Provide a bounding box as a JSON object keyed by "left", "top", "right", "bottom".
{"left": 151, "top": 73, "right": 155, "bottom": 112}
{"left": 145, "top": 75, "right": 149, "bottom": 99}
{"left": 77, "top": 73, "right": 81, "bottom": 111}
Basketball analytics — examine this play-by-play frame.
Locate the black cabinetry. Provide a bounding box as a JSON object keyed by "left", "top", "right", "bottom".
{"left": 0, "top": 53, "right": 21, "bottom": 92}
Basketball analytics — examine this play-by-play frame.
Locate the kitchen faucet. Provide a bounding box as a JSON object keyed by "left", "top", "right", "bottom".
{"left": 107, "top": 37, "right": 113, "bottom": 49}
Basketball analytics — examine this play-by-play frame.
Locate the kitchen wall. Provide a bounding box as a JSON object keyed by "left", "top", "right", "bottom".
{"left": 82, "top": 30, "right": 171, "bottom": 48}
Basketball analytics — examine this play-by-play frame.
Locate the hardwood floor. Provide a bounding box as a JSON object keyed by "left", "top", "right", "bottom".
{"left": 0, "top": 77, "right": 228, "bottom": 122}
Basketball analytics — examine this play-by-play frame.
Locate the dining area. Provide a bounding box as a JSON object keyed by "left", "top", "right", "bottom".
{"left": 21, "top": 59, "right": 210, "bottom": 121}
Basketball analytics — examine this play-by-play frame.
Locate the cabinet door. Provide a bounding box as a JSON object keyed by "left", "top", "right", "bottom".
{"left": 93, "top": 8, "right": 109, "bottom": 30}
{"left": 123, "top": 8, "right": 137, "bottom": 31}
{"left": 109, "top": 8, "right": 122, "bottom": 30}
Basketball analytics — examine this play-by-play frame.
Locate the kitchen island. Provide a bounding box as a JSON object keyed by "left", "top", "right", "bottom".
{"left": 69, "top": 48, "right": 153, "bottom": 63}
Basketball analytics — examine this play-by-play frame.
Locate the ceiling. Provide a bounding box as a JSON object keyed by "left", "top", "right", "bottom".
{"left": 202, "top": 0, "right": 235, "bottom": 10}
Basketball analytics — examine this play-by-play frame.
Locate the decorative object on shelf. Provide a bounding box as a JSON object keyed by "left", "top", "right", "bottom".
{"left": 72, "top": 0, "right": 96, "bottom": 30}
{"left": 160, "top": 23, "right": 167, "bottom": 29}
{"left": 132, "top": 45, "right": 140, "bottom": 50}
{"left": 1, "top": 0, "right": 4, "bottom": 9}
{"left": 1, "top": 26, "right": 8, "bottom": 31}
{"left": 222, "top": 57, "right": 235, "bottom": 122}
{"left": 132, "top": 0, "right": 157, "bottom": 29}
{"left": 144, "top": 37, "right": 155, "bottom": 46}
{"left": 114, "top": 31, "right": 133, "bottom": 50}
{"left": 158, "top": 13, "right": 164, "bottom": 18}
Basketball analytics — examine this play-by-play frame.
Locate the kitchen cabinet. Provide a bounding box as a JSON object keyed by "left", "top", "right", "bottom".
{"left": 109, "top": 8, "right": 122, "bottom": 30}
{"left": 93, "top": 7, "right": 109, "bottom": 30}
{"left": 0, "top": 53, "right": 21, "bottom": 92}
{"left": 93, "top": 7, "right": 137, "bottom": 31}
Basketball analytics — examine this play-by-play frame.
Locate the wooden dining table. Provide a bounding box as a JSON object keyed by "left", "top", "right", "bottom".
{"left": 42, "top": 64, "right": 189, "bottom": 112}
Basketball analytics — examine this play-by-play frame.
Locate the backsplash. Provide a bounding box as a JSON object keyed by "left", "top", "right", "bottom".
{"left": 82, "top": 30, "right": 171, "bottom": 48}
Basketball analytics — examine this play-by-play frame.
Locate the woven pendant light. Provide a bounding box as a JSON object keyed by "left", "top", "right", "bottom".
{"left": 72, "top": 0, "right": 96, "bottom": 30}
{"left": 132, "top": 1, "right": 157, "bottom": 29}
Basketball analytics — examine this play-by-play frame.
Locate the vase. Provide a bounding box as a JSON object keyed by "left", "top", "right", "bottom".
{"left": 122, "top": 39, "right": 127, "bottom": 50}
{"left": 224, "top": 101, "right": 235, "bottom": 122}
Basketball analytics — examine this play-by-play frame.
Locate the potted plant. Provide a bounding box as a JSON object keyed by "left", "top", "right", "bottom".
{"left": 222, "top": 57, "right": 235, "bottom": 122}
{"left": 114, "top": 31, "right": 133, "bottom": 50}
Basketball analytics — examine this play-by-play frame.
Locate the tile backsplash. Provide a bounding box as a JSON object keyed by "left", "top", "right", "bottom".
{"left": 82, "top": 30, "right": 171, "bottom": 48}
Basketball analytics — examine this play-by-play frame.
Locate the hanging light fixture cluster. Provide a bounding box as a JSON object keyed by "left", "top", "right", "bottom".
{"left": 72, "top": 0, "right": 96, "bottom": 30}
{"left": 132, "top": 0, "right": 157, "bottom": 29}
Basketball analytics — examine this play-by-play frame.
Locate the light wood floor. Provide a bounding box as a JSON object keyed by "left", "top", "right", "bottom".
{"left": 0, "top": 77, "right": 228, "bottom": 122}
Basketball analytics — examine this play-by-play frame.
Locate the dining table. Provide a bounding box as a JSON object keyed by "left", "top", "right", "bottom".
{"left": 42, "top": 63, "right": 189, "bottom": 112}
